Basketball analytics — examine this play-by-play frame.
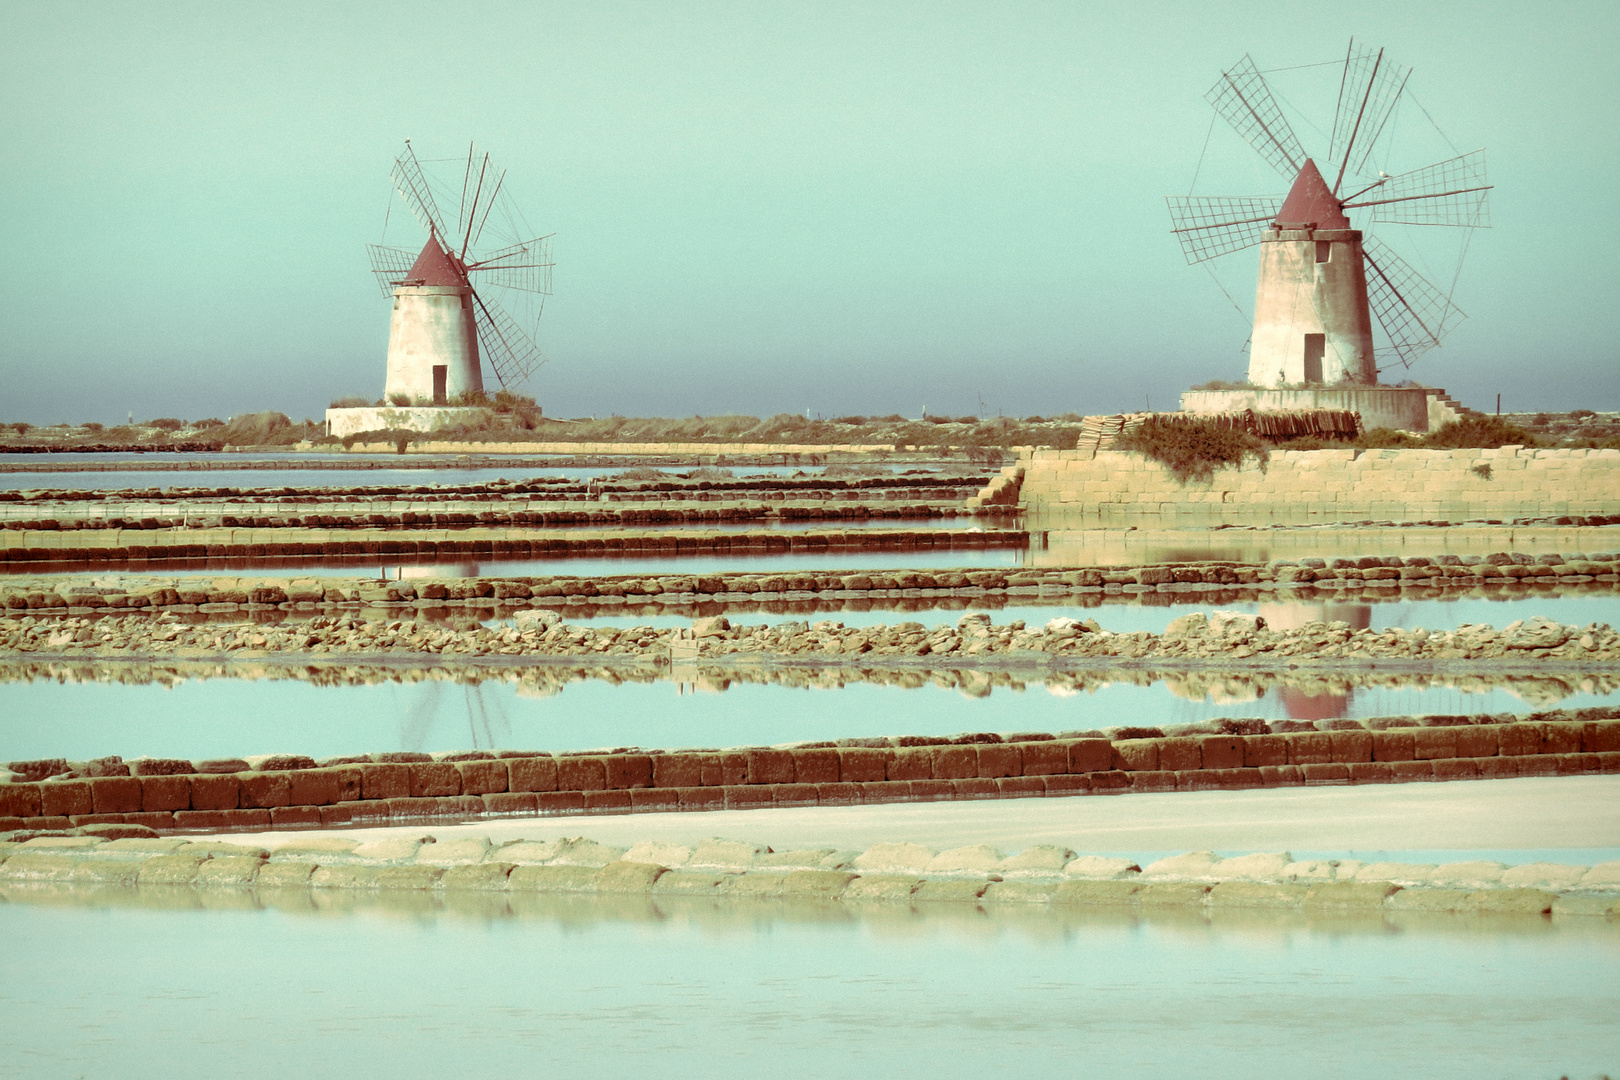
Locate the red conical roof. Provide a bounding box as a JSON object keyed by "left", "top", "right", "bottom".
{"left": 405, "top": 234, "right": 469, "bottom": 287}
{"left": 1275, "top": 159, "right": 1350, "bottom": 230}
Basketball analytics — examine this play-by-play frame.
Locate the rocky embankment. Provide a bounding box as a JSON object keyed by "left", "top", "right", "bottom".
{"left": 3, "top": 608, "right": 1616, "bottom": 667}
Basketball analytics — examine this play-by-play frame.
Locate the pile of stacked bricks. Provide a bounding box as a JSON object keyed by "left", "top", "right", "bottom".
{"left": 4, "top": 718, "right": 1616, "bottom": 836}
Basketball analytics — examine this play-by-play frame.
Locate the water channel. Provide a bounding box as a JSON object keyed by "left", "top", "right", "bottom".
{"left": 1, "top": 895, "right": 1613, "bottom": 1079}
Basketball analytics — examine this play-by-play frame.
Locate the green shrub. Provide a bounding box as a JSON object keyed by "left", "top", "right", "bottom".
{"left": 389, "top": 393, "right": 412, "bottom": 407}
{"left": 1355, "top": 428, "right": 1416, "bottom": 448}
{"left": 1421, "top": 416, "right": 1536, "bottom": 449}
{"left": 1115, "top": 415, "right": 1269, "bottom": 483}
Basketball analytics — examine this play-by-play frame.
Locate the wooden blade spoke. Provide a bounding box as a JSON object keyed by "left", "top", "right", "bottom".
{"left": 1204, "top": 55, "right": 1308, "bottom": 180}
{"left": 365, "top": 245, "right": 419, "bottom": 298}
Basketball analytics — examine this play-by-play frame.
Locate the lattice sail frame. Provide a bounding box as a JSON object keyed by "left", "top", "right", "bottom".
{"left": 1362, "top": 236, "right": 1467, "bottom": 370}
{"left": 1343, "top": 149, "right": 1492, "bottom": 228}
{"left": 1204, "top": 55, "right": 1307, "bottom": 180}
{"left": 1329, "top": 39, "right": 1411, "bottom": 184}
{"left": 1166, "top": 196, "right": 1283, "bottom": 264}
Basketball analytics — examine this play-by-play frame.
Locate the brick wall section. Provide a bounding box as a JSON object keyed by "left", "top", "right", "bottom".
{"left": 1018, "top": 446, "right": 1620, "bottom": 519}
{"left": 4, "top": 721, "right": 1617, "bottom": 834}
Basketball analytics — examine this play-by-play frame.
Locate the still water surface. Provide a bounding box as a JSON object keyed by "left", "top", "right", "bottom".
{"left": 3, "top": 676, "right": 1613, "bottom": 762}
{"left": 1, "top": 897, "right": 1613, "bottom": 1079}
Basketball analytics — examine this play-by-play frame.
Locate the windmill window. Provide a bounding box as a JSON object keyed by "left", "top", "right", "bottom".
{"left": 1315, "top": 241, "right": 1331, "bottom": 264}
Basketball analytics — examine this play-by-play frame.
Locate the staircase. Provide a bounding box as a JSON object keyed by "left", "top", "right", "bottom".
{"left": 1423, "top": 388, "right": 1483, "bottom": 430}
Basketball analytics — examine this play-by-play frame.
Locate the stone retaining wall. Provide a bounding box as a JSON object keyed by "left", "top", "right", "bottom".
{"left": 1, "top": 836, "right": 1614, "bottom": 919}
{"left": 0, "top": 525, "right": 1023, "bottom": 566}
{"left": 4, "top": 719, "right": 1616, "bottom": 835}
{"left": 1020, "top": 446, "right": 1620, "bottom": 520}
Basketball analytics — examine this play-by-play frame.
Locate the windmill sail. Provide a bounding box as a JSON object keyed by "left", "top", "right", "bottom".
{"left": 466, "top": 235, "right": 555, "bottom": 294}
{"left": 1166, "top": 196, "right": 1283, "bottom": 264}
{"left": 365, "top": 244, "right": 421, "bottom": 297}
{"left": 390, "top": 142, "right": 448, "bottom": 241}
{"left": 1362, "top": 236, "right": 1466, "bottom": 370}
{"left": 470, "top": 289, "right": 547, "bottom": 388}
{"left": 1205, "top": 55, "right": 1308, "bottom": 180}
{"left": 1342, "top": 149, "right": 1492, "bottom": 227}
{"left": 1329, "top": 39, "right": 1411, "bottom": 186}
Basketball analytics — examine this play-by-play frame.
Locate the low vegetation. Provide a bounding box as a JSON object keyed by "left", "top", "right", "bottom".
{"left": 1114, "top": 415, "right": 1270, "bottom": 483}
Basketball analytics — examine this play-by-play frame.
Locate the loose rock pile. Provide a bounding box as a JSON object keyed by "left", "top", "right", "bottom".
{"left": 4, "top": 608, "right": 1616, "bottom": 665}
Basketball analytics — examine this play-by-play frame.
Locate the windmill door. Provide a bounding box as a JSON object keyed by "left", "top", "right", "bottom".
{"left": 432, "top": 365, "right": 448, "bottom": 405}
{"left": 1303, "top": 334, "right": 1325, "bottom": 383}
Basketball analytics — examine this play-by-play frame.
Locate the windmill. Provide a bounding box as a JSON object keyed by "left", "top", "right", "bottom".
{"left": 1168, "top": 41, "right": 1490, "bottom": 388}
{"left": 366, "top": 141, "right": 554, "bottom": 404}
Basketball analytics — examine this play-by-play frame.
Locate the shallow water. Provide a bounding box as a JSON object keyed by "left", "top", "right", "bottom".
{"left": 0, "top": 897, "right": 1613, "bottom": 1079}
{"left": 3, "top": 674, "right": 1613, "bottom": 762}
{"left": 0, "top": 458, "right": 915, "bottom": 491}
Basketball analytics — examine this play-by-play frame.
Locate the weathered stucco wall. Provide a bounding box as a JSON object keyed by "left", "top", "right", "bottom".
{"left": 1019, "top": 446, "right": 1620, "bottom": 522}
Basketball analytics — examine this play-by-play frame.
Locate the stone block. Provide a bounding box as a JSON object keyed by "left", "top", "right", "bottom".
{"left": 1243, "top": 735, "right": 1288, "bottom": 768}
{"left": 1371, "top": 732, "right": 1415, "bottom": 762}
{"left": 840, "top": 876, "right": 922, "bottom": 901}
{"left": 629, "top": 788, "right": 681, "bottom": 812}
{"left": 1388, "top": 760, "right": 1433, "bottom": 782}
{"left": 772, "top": 783, "right": 818, "bottom": 806}
{"left": 1303, "top": 882, "right": 1400, "bottom": 908}
{"left": 194, "top": 855, "right": 266, "bottom": 886}
{"left": 583, "top": 790, "right": 632, "bottom": 812}
{"left": 930, "top": 746, "right": 977, "bottom": 780}
{"left": 0, "top": 783, "right": 43, "bottom": 819}
{"left": 1111, "top": 739, "right": 1157, "bottom": 772}
{"left": 1208, "top": 881, "right": 1308, "bottom": 908}
{"left": 1051, "top": 879, "right": 1142, "bottom": 905}
{"left": 723, "top": 786, "right": 772, "bottom": 810}
{"left": 1551, "top": 895, "right": 1620, "bottom": 918}
{"left": 979, "top": 881, "right": 1058, "bottom": 903}
{"left": 1455, "top": 726, "right": 1499, "bottom": 758}
{"left": 1200, "top": 736, "right": 1243, "bottom": 770}
{"left": 270, "top": 806, "right": 321, "bottom": 827}
{"left": 1385, "top": 887, "right": 1472, "bottom": 912}
{"left": 535, "top": 791, "right": 586, "bottom": 814}
{"left": 286, "top": 768, "right": 343, "bottom": 807}
{"left": 675, "top": 786, "right": 725, "bottom": 811}
{"left": 883, "top": 748, "right": 930, "bottom": 782}
{"left": 1137, "top": 882, "right": 1212, "bottom": 906}
{"left": 835, "top": 747, "right": 889, "bottom": 783}
{"left": 1069, "top": 738, "right": 1112, "bottom": 773}
{"left": 1584, "top": 720, "right": 1620, "bottom": 753}
{"left": 455, "top": 760, "right": 508, "bottom": 795}
{"left": 1466, "top": 888, "right": 1557, "bottom": 915}
{"left": 1329, "top": 730, "right": 1373, "bottom": 763}
{"left": 39, "top": 780, "right": 92, "bottom": 818}
{"left": 780, "top": 870, "right": 857, "bottom": 898}
{"left": 507, "top": 864, "right": 601, "bottom": 892}
{"left": 556, "top": 756, "right": 607, "bottom": 791}
{"left": 137, "top": 854, "right": 208, "bottom": 885}
{"left": 998, "top": 776, "right": 1046, "bottom": 797}
{"left": 1540, "top": 724, "right": 1582, "bottom": 755}
{"left": 603, "top": 755, "right": 652, "bottom": 790}
{"left": 1497, "top": 724, "right": 1541, "bottom": 757}
{"left": 1347, "top": 762, "right": 1393, "bottom": 783}
{"left": 651, "top": 755, "right": 700, "bottom": 788}
{"left": 1301, "top": 762, "right": 1351, "bottom": 784}
{"left": 408, "top": 762, "right": 460, "bottom": 798}
{"left": 1500, "top": 862, "right": 1587, "bottom": 889}
{"left": 977, "top": 744, "right": 1021, "bottom": 778}
{"left": 1430, "top": 758, "right": 1479, "bottom": 781}
{"left": 507, "top": 756, "right": 558, "bottom": 793}
{"left": 853, "top": 842, "right": 934, "bottom": 875}
{"left": 90, "top": 776, "right": 142, "bottom": 814}
{"left": 236, "top": 772, "right": 290, "bottom": 809}
{"left": 1476, "top": 757, "right": 1519, "bottom": 779}
{"left": 790, "top": 748, "right": 840, "bottom": 784}
{"left": 1516, "top": 756, "right": 1558, "bottom": 777}
{"left": 913, "top": 879, "right": 991, "bottom": 902}
{"left": 595, "top": 860, "right": 668, "bottom": 892}
{"left": 745, "top": 749, "right": 795, "bottom": 786}
{"left": 1411, "top": 728, "right": 1459, "bottom": 760}
{"left": 1287, "top": 732, "right": 1333, "bottom": 765}
{"left": 256, "top": 862, "right": 316, "bottom": 888}
{"left": 357, "top": 763, "right": 409, "bottom": 801}
{"left": 1018, "top": 741, "right": 1069, "bottom": 776}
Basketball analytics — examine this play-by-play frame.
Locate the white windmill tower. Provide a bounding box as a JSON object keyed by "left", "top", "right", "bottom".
{"left": 364, "top": 141, "right": 553, "bottom": 408}
{"left": 1169, "top": 41, "right": 1490, "bottom": 431}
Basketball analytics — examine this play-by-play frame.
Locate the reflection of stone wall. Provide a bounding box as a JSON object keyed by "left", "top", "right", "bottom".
{"left": 1020, "top": 447, "right": 1620, "bottom": 522}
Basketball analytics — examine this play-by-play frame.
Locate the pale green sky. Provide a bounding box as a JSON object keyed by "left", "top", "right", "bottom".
{"left": 2, "top": 0, "right": 1615, "bottom": 422}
